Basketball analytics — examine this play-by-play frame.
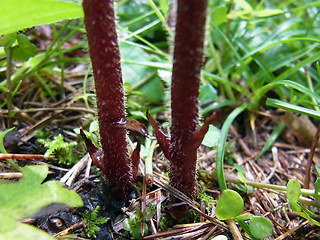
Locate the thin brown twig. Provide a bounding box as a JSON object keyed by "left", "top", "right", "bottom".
{"left": 304, "top": 123, "right": 320, "bottom": 189}
{"left": 0, "top": 107, "right": 96, "bottom": 115}
{"left": 0, "top": 172, "right": 23, "bottom": 179}
{"left": 53, "top": 220, "right": 86, "bottom": 237}
{"left": 0, "top": 153, "right": 52, "bottom": 159}
{"left": 274, "top": 220, "right": 309, "bottom": 240}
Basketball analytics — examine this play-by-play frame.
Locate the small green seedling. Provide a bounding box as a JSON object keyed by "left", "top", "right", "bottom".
{"left": 286, "top": 179, "right": 320, "bottom": 227}
{"left": 123, "top": 207, "right": 153, "bottom": 239}
{"left": 1, "top": 33, "right": 37, "bottom": 62}
{"left": 215, "top": 189, "right": 273, "bottom": 239}
{"left": 83, "top": 206, "right": 109, "bottom": 239}
{"left": 234, "top": 164, "right": 253, "bottom": 194}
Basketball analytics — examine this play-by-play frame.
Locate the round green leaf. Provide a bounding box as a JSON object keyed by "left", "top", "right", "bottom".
{"left": 249, "top": 216, "right": 273, "bottom": 239}
{"left": 215, "top": 190, "right": 244, "bottom": 220}
{"left": 286, "top": 179, "right": 301, "bottom": 203}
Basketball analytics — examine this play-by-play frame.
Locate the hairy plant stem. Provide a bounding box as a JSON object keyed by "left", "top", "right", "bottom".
{"left": 83, "top": 0, "right": 131, "bottom": 200}
{"left": 169, "top": 0, "right": 208, "bottom": 218}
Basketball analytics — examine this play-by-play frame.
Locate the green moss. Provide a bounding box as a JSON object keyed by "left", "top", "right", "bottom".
{"left": 82, "top": 206, "right": 109, "bottom": 239}
{"left": 37, "top": 133, "right": 78, "bottom": 165}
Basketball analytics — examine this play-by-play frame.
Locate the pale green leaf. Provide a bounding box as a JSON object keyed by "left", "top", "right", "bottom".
{"left": 249, "top": 216, "right": 273, "bottom": 239}
{"left": 0, "top": 165, "right": 83, "bottom": 219}
{"left": 234, "top": 0, "right": 253, "bottom": 10}
{"left": 0, "top": 213, "right": 55, "bottom": 240}
{"left": 286, "top": 179, "right": 301, "bottom": 203}
{"left": 215, "top": 190, "right": 244, "bottom": 220}
{"left": 211, "top": 6, "right": 228, "bottom": 26}
{"left": 0, "top": 0, "right": 83, "bottom": 35}
{"left": 253, "top": 9, "right": 284, "bottom": 17}
{"left": 202, "top": 125, "right": 220, "bottom": 148}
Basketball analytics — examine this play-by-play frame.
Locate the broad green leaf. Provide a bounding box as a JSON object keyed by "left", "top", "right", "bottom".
{"left": 215, "top": 190, "right": 244, "bottom": 220}
{"left": 249, "top": 216, "right": 273, "bottom": 239}
{"left": 286, "top": 179, "right": 301, "bottom": 203}
{"left": 199, "top": 84, "right": 217, "bottom": 104}
{"left": 12, "top": 34, "right": 37, "bottom": 61}
{"left": 0, "top": 0, "right": 83, "bottom": 35}
{"left": 120, "top": 42, "right": 164, "bottom": 103}
{"left": 0, "top": 165, "right": 83, "bottom": 219}
{"left": 202, "top": 125, "right": 220, "bottom": 148}
{"left": 1, "top": 33, "right": 17, "bottom": 47}
{"left": 211, "top": 6, "right": 228, "bottom": 26}
{"left": 0, "top": 213, "right": 55, "bottom": 240}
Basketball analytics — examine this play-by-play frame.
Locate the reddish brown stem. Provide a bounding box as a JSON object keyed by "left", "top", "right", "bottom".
{"left": 169, "top": 0, "right": 208, "bottom": 217}
{"left": 304, "top": 123, "right": 320, "bottom": 189}
{"left": 82, "top": 0, "right": 131, "bottom": 200}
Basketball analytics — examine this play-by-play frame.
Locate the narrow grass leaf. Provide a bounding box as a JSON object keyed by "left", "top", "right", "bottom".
{"left": 243, "top": 37, "right": 320, "bottom": 59}
{"left": 255, "top": 123, "right": 286, "bottom": 160}
{"left": 274, "top": 51, "right": 320, "bottom": 82}
{"left": 216, "top": 103, "right": 247, "bottom": 191}
{"left": 290, "top": 202, "right": 320, "bottom": 227}
{"left": 250, "top": 80, "right": 320, "bottom": 109}
{"left": 266, "top": 98, "right": 320, "bottom": 119}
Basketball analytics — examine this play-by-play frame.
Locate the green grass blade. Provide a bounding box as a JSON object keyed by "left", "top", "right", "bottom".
{"left": 216, "top": 103, "right": 248, "bottom": 191}
{"left": 243, "top": 37, "right": 320, "bottom": 59}
{"left": 266, "top": 98, "right": 320, "bottom": 119}
{"left": 274, "top": 51, "right": 320, "bottom": 82}
{"left": 203, "top": 71, "right": 246, "bottom": 94}
{"left": 146, "top": 0, "right": 174, "bottom": 37}
{"left": 255, "top": 123, "right": 286, "bottom": 160}
{"left": 250, "top": 80, "right": 320, "bottom": 109}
